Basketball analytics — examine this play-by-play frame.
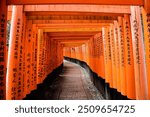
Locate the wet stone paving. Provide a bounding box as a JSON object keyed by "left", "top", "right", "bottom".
{"left": 46, "top": 61, "right": 104, "bottom": 100}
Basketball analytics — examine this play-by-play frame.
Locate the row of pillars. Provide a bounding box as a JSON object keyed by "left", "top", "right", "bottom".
{"left": 64, "top": 6, "right": 150, "bottom": 100}
{"left": 0, "top": 1, "right": 64, "bottom": 99}
{"left": 0, "top": 0, "right": 150, "bottom": 100}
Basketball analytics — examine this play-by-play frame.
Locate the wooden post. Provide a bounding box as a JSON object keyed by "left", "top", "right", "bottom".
{"left": 22, "top": 13, "right": 27, "bottom": 98}
{"left": 6, "top": 6, "right": 23, "bottom": 100}
{"left": 118, "top": 16, "right": 126, "bottom": 96}
{"left": 130, "top": 6, "right": 148, "bottom": 99}
{"left": 102, "top": 27, "right": 112, "bottom": 86}
{"left": 37, "top": 29, "right": 43, "bottom": 84}
{"left": 24, "top": 20, "right": 33, "bottom": 95}
{"left": 86, "top": 42, "right": 90, "bottom": 67}
{"left": 123, "top": 14, "right": 136, "bottom": 99}
{"left": 98, "top": 32, "right": 105, "bottom": 79}
{"left": 114, "top": 21, "right": 121, "bottom": 92}
{"left": 102, "top": 28, "right": 107, "bottom": 81}
{"left": 31, "top": 24, "right": 37, "bottom": 91}
{"left": 110, "top": 24, "right": 117, "bottom": 89}
{"left": 17, "top": 9, "right": 24, "bottom": 100}
{"left": 141, "top": 8, "right": 150, "bottom": 99}
{"left": 107, "top": 27, "right": 113, "bottom": 88}
{"left": 0, "top": 0, "right": 7, "bottom": 100}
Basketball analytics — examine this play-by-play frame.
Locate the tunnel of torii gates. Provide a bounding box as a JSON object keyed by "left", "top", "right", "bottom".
{"left": 0, "top": 0, "right": 150, "bottom": 100}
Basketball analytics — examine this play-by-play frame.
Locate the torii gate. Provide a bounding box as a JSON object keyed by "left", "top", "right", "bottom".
{"left": 0, "top": 0, "right": 150, "bottom": 100}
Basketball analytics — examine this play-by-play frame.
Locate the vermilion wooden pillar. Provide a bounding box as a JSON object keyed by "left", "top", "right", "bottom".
{"left": 21, "top": 13, "right": 26, "bottom": 99}
{"left": 89, "top": 38, "right": 93, "bottom": 71}
{"left": 17, "top": 8, "right": 24, "bottom": 100}
{"left": 92, "top": 37, "right": 96, "bottom": 73}
{"left": 48, "top": 37, "right": 51, "bottom": 73}
{"left": 130, "top": 6, "right": 148, "bottom": 99}
{"left": 24, "top": 20, "right": 33, "bottom": 95}
{"left": 37, "top": 29, "right": 43, "bottom": 84}
{"left": 85, "top": 42, "right": 90, "bottom": 67}
{"left": 94, "top": 36, "right": 99, "bottom": 75}
{"left": 97, "top": 33, "right": 105, "bottom": 79}
{"left": 17, "top": 14, "right": 25, "bottom": 99}
{"left": 114, "top": 21, "right": 121, "bottom": 92}
{"left": 141, "top": 8, "right": 150, "bottom": 99}
{"left": 44, "top": 33, "right": 48, "bottom": 77}
{"left": 75, "top": 47, "right": 79, "bottom": 60}
{"left": 6, "top": 6, "right": 23, "bottom": 100}
{"left": 110, "top": 24, "right": 117, "bottom": 89}
{"left": 30, "top": 24, "right": 37, "bottom": 91}
{"left": 0, "top": 0, "right": 7, "bottom": 100}
{"left": 107, "top": 27, "right": 113, "bottom": 88}
{"left": 118, "top": 17, "right": 126, "bottom": 96}
{"left": 82, "top": 44, "right": 86, "bottom": 62}
{"left": 102, "top": 27, "right": 112, "bottom": 87}
{"left": 123, "top": 14, "right": 136, "bottom": 99}
{"left": 41, "top": 33, "right": 46, "bottom": 81}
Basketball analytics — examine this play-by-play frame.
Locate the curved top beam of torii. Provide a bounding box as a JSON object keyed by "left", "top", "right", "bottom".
{"left": 7, "top": 0, "right": 143, "bottom": 5}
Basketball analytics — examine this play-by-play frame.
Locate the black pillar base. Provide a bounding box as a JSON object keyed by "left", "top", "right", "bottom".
{"left": 23, "top": 63, "right": 63, "bottom": 100}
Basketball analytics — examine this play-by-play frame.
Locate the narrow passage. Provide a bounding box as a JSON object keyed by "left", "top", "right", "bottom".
{"left": 46, "top": 61, "right": 103, "bottom": 100}
{"left": 25, "top": 60, "right": 104, "bottom": 100}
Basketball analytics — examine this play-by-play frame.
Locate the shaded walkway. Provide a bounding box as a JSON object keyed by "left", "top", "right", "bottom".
{"left": 25, "top": 60, "right": 104, "bottom": 100}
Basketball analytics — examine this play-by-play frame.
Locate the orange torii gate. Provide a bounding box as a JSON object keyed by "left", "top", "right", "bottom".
{"left": 0, "top": 0, "right": 150, "bottom": 100}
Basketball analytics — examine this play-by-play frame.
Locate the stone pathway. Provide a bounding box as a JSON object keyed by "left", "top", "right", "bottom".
{"left": 46, "top": 60, "right": 104, "bottom": 100}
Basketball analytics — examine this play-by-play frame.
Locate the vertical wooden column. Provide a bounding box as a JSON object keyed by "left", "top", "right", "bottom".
{"left": 102, "top": 28, "right": 107, "bottom": 81}
{"left": 6, "top": 6, "right": 23, "bottom": 100}
{"left": 82, "top": 44, "right": 86, "bottom": 62}
{"left": 17, "top": 10, "right": 24, "bottom": 100}
{"left": 24, "top": 20, "right": 33, "bottom": 95}
{"left": 89, "top": 38, "right": 93, "bottom": 71}
{"left": 114, "top": 21, "right": 121, "bottom": 92}
{"left": 118, "top": 17, "right": 126, "bottom": 96}
{"left": 107, "top": 27, "right": 113, "bottom": 88}
{"left": 30, "top": 24, "right": 37, "bottom": 91}
{"left": 85, "top": 42, "right": 90, "bottom": 66}
{"left": 94, "top": 35, "right": 99, "bottom": 74}
{"left": 51, "top": 39, "right": 55, "bottom": 70}
{"left": 41, "top": 33, "right": 46, "bottom": 81}
{"left": 0, "top": 0, "right": 7, "bottom": 100}
{"left": 130, "top": 6, "right": 148, "bottom": 99}
{"left": 90, "top": 39, "right": 92, "bottom": 67}
{"left": 44, "top": 33, "right": 47, "bottom": 78}
{"left": 142, "top": 8, "right": 150, "bottom": 99}
{"left": 46, "top": 34, "right": 49, "bottom": 75}
{"left": 102, "top": 27, "right": 112, "bottom": 86}
{"left": 37, "top": 29, "right": 43, "bottom": 84}
{"left": 68, "top": 47, "right": 71, "bottom": 58}
{"left": 123, "top": 14, "right": 136, "bottom": 99}
{"left": 75, "top": 47, "right": 79, "bottom": 60}
{"left": 110, "top": 24, "right": 117, "bottom": 89}
{"left": 45, "top": 33, "right": 48, "bottom": 76}
{"left": 22, "top": 13, "right": 26, "bottom": 98}
{"left": 92, "top": 37, "right": 96, "bottom": 73}
{"left": 54, "top": 40, "right": 57, "bottom": 68}
{"left": 79, "top": 46, "right": 81, "bottom": 60}
{"left": 49, "top": 38, "right": 52, "bottom": 73}
{"left": 98, "top": 32, "right": 105, "bottom": 79}
{"left": 48, "top": 34, "right": 50, "bottom": 75}
{"left": 48, "top": 38, "right": 51, "bottom": 73}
